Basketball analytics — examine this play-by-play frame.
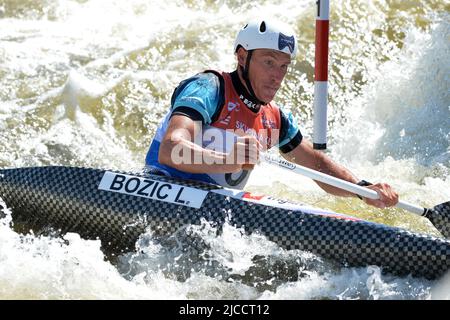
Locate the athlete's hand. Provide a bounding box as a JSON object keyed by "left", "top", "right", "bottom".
{"left": 363, "top": 183, "right": 399, "bottom": 208}
{"left": 227, "top": 136, "right": 262, "bottom": 172}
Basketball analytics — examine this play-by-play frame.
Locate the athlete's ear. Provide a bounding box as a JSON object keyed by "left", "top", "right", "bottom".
{"left": 236, "top": 47, "right": 248, "bottom": 68}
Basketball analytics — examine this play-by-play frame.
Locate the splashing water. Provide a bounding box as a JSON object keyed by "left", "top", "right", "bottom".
{"left": 0, "top": 0, "right": 449, "bottom": 299}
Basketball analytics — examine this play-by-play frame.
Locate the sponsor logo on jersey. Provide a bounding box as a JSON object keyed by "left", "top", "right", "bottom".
{"left": 261, "top": 113, "right": 277, "bottom": 129}
{"left": 239, "top": 94, "right": 258, "bottom": 110}
{"left": 227, "top": 101, "right": 240, "bottom": 112}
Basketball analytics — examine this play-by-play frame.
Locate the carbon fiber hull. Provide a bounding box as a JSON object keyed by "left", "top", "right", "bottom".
{"left": 1, "top": 166, "right": 449, "bottom": 280}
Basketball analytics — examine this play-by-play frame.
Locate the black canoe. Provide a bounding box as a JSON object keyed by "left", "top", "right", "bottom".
{"left": 1, "top": 166, "right": 449, "bottom": 280}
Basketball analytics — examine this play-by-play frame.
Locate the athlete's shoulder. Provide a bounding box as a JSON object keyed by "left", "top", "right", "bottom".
{"left": 277, "top": 107, "right": 303, "bottom": 153}
{"left": 171, "top": 71, "right": 222, "bottom": 102}
{"left": 194, "top": 71, "right": 222, "bottom": 88}
{"left": 185, "top": 70, "right": 224, "bottom": 90}
{"left": 170, "top": 70, "right": 226, "bottom": 124}
{"left": 264, "top": 101, "right": 281, "bottom": 111}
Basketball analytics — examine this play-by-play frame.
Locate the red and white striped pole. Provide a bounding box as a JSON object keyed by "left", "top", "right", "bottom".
{"left": 313, "top": 0, "right": 329, "bottom": 150}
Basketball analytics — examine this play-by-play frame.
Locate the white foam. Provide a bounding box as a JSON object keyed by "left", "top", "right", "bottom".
{"left": 0, "top": 0, "right": 448, "bottom": 300}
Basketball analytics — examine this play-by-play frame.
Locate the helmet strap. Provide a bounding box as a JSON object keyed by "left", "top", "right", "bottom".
{"left": 241, "top": 50, "right": 267, "bottom": 106}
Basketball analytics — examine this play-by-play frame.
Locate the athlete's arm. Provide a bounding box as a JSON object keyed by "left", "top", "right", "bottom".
{"left": 282, "top": 138, "right": 359, "bottom": 196}
{"left": 281, "top": 138, "right": 398, "bottom": 208}
{"left": 158, "top": 114, "right": 259, "bottom": 174}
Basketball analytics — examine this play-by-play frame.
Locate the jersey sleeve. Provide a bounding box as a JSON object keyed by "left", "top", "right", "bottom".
{"left": 170, "top": 72, "right": 222, "bottom": 125}
{"left": 277, "top": 109, "right": 303, "bottom": 153}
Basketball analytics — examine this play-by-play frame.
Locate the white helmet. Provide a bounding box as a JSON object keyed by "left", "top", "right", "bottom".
{"left": 234, "top": 19, "right": 298, "bottom": 58}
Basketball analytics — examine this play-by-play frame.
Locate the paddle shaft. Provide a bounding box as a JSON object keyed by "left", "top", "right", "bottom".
{"left": 261, "top": 153, "right": 426, "bottom": 216}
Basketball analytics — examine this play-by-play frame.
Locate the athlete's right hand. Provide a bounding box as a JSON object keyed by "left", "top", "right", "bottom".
{"left": 227, "top": 136, "right": 262, "bottom": 172}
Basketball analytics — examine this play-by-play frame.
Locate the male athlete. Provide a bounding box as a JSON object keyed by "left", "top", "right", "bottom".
{"left": 145, "top": 19, "right": 398, "bottom": 208}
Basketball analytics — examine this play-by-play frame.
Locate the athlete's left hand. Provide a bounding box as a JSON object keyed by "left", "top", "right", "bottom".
{"left": 363, "top": 183, "right": 399, "bottom": 208}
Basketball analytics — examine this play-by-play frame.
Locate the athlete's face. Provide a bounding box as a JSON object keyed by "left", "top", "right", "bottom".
{"left": 238, "top": 48, "right": 291, "bottom": 103}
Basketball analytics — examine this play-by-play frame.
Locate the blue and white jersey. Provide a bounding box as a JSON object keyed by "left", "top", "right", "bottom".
{"left": 145, "top": 71, "right": 303, "bottom": 189}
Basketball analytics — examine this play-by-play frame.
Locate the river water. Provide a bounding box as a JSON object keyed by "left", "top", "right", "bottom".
{"left": 0, "top": 0, "right": 449, "bottom": 299}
